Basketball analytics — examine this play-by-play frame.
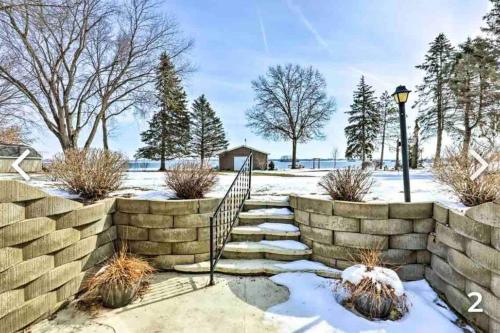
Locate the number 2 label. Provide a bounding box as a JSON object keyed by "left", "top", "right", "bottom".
{"left": 467, "top": 292, "right": 483, "bottom": 313}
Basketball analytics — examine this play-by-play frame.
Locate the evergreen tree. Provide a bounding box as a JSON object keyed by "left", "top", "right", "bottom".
{"left": 135, "top": 53, "right": 190, "bottom": 170}
{"left": 450, "top": 38, "right": 499, "bottom": 155}
{"left": 377, "top": 91, "right": 399, "bottom": 169}
{"left": 414, "top": 33, "right": 455, "bottom": 166}
{"left": 345, "top": 76, "right": 380, "bottom": 167}
{"left": 482, "top": 0, "right": 500, "bottom": 54}
{"left": 190, "top": 94, "right": 229, "bottom": 164}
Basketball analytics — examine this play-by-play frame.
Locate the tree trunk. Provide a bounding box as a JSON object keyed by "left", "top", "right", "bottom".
{"left": 200, "top": 152, "right": 205, "bottom": 166}
{"left": 159, "top": 155, "right": 166, "bottom": 171}
{"left": 291, "top": 139, "right": 297, "bottom": 169}
{"left": 395, "top": 139, "right": 400, "bottom": 171}
{"left": 379, "top": 123, "right": 386, "bottom": 169}
{"left": 102, "top": 116, "right": 109, "bottom": 151}
{"left": 462, "top": 103, "right": 472, "bottom": 157}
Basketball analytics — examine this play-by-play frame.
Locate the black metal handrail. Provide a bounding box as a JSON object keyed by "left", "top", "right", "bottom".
{"left": 209, "top": 153, "right": 252, "bottom": 285}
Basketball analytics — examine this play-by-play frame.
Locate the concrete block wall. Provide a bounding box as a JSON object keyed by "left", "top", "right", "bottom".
{"left": 290, "top": 195, "right": 434, "bottom": 281}
{"left": 113, "top": 197, "right": 219, "bottom": 270}
{"left": 0, "top": 181, "right": 116, "bottom": 333}
{"left": 426, "top": 201, "right": 500, "bottom": 333}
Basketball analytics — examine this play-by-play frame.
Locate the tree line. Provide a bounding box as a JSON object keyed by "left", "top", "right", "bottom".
{"left": 344, "top": 0, "right": 499, "bottom": 168}
{"left": 135, "top": 53, "right": 228, "bottom": 170}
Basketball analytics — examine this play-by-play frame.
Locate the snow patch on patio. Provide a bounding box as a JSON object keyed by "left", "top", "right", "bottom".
{"left": 266, "top": 272, "right": 473, "bottom": 333}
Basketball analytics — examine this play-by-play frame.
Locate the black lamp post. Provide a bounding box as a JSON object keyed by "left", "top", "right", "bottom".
{"left": 392, "top": 85, "right": 411, "bottom": 202}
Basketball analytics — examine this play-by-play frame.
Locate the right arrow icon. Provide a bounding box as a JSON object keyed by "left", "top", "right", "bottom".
{"left": 470, "top": 150, "right": 489, "bottom": 181}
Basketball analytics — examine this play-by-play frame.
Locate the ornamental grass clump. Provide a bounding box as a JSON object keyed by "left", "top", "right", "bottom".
{"left": 337, "top": 248, "right": 410, "bottom": 321}
{"left": 49, "top": 148, "right": 127, "bottom": 201}
{"left": 319, "top": 167, "right": 374, "bottom": 202}
{"left": 433, "top": 148, "right": 498, "bottom": 206}
{"left": 165, "top": 161, "right": 217, "bottom": 199}
{"left": 81, "top": 246, "right": 155, "bottom": 309}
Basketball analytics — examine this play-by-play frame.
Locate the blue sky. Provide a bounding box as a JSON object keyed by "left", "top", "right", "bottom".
{"left": 33, "top": 0, "right": 489, "bottom": 159}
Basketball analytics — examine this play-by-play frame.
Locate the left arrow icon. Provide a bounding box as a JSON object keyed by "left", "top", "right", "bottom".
{"left": 12, "top": 149, "right": 31, "bottom": 181}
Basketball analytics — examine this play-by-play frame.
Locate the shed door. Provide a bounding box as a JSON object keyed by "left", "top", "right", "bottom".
{"left": 233, "top": 156, "right": 247, "bottom": 170}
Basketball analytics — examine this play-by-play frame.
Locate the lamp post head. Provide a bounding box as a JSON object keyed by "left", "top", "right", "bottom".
{"left": 392, "top": 85, "right": 411, "bottom": 104}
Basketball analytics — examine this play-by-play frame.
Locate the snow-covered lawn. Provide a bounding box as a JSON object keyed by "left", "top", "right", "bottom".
{"left": 0, "top": 167, "right": 464, "bottom": 208}
{"left": 266, "top": 272, "right": 473, "bottom": 333}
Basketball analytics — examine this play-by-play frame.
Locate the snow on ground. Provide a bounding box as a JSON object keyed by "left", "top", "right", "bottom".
{"left": 0, "top": 167, "right": 464, "bottom": 208}
{"left": 245, "top": 208, "right": 294, "bottom": 215}
{"left": 266, "top": 272, "right": 473, "bottom": 333}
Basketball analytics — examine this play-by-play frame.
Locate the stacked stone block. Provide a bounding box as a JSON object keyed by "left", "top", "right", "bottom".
{"left": 0, "top": 181, "right": 116, "bottom": 333}
{"left": 426, "top": 201, "right": 500, "bottom": 333}
{"left": 114, "top": 197, "right": 219, "bottom": 270}
{"left": 290, "top": 195, "right": 433, "bottom": 281}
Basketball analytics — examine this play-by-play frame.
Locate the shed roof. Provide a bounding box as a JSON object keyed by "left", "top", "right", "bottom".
{"left": 218, "top": 145, "right": 269, "bottom": 156}
{"left": 0, "top": 144, "right": 42, "bottom": 158}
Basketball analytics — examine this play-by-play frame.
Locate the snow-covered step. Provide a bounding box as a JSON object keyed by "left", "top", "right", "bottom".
{"left": 174, "top": 259, "right": 341, "bottom": 278}
{"left": 222, "top": 240, "right": 311, "bottom": 261}
{"left": 231, "top": 223, "right": 300, "bottom": 242}
{"left": 238, "top": 208, "right": 294, "bottom": 225}
{"left": 244, "top": 197, "right": 290, "bottom": 210}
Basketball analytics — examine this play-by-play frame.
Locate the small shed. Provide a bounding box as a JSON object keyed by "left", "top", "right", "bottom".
{"left": 218, "top": 145, "right": 269, "bottom": 171}
{"left": 0, "top": 144, "right": 42, "bottom": 173}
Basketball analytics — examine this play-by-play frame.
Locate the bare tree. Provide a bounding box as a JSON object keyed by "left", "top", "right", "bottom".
{"left": 0, "top": 0, "right": 192, "bottom": 151}
{"left": 246, "top": 64, "right": 336, "bottom": 169}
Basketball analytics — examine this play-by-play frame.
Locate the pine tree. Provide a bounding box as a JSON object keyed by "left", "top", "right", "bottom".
{"left": 190, "top": 94, "right": 229, "bottom": 164}
{"left": 377, "top": 91, "right": 399, "bottom": 169}
{"left": 135, "top": 53, "right": 190, "bottom": 170}
{"left": 414, "top": 33, "right": 454, "bottom": 166}
{"left": 450, "top": 37, "right": 499, "bottom": 155}
{"left": 482, "top": 0, "right": 500, "bottom": 54}
{"left": 345, "top": 76, "right": 380, "bottom": 167}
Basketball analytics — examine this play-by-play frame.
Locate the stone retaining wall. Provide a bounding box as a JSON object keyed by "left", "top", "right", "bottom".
{"left": 113, "top": 197, "right": 219, "bottom": 270}
{"left": 426, "top": 201, "right": 500, "bottom": 333}
{"left": 0, "top": 181, "right": 116, "bottom": 333}
{"left": 290, "top": 195, "right": 433, "bottom": 281}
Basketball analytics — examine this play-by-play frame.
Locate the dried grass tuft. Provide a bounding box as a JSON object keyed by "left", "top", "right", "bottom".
{"left": 78, "top": 244, "right": 155, "bottom": 313}
{"left": 433, "top": 147, "right": 498, "bottom": 207}
{"left": 49, "top": 148, "right": 127, "bottom": 201}
{"left": 165, "top": 161, "right": 217, "bottom": 199}
{"left": 319, "top": 167, "right": 374, "bottom": 202}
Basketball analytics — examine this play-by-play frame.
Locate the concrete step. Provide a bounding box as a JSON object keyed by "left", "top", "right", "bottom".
{"left": 232, "top": 223, "right": 300, "bottom": 236}
{"left": 238, "top": 208, "right": 294, "bottom": 225}
{"left": 174, "top": 259, "right": 341, "bottom": 278}
{"left": 244, "top": 197, "right": 290, "bottom": 210}
{"left": 222, "top": 240, "right": 311, "bottom": 261}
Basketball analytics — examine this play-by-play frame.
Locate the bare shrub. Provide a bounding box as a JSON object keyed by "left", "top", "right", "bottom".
{"left": 433, "top": 148, "right": 499, "bottom": 207}
{"left": 340, "top": 248, "right": 410, "bottom": 320}
{"left": 165, "top": 161, "right": 217, "bottom": 199}
{"left": 319, "top": 167, "right": 374, "bottom": 201}
{"left": 50, "top": 149, "right": 127, "bottom": 201}
{"left": 80, "top": 244, "right": 155, "bottom": 312}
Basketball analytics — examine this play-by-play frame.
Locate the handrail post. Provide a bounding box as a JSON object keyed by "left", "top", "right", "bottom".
{"left": 209, "top": 215, "right": 214, "bottom": 286}
{"left": 248, "top": 154, "right": 252, "bottom": 199}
